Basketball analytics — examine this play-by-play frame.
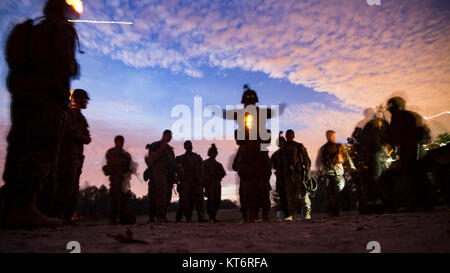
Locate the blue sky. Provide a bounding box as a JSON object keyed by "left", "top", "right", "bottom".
{"left": 0, "top": 0, "right": 449, "bottom": 199}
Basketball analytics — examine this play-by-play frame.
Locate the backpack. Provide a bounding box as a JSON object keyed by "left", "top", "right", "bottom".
{"left": 5, "top": 19, "right": 36, "bottom": 73}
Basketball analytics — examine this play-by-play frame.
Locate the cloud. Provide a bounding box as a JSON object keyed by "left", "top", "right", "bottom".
{"left": 282, "top": 102, "right": 362, "bottom": 166}
{"left": 69, "top": 0, "right": 450, "bottom": 117}
{"left": 1, "top": 0, "right": 449, "bottom": 200}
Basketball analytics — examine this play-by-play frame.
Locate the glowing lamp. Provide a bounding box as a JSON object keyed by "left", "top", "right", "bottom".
{"left": 66, "top": 0, "right": 83, "bottom": 14}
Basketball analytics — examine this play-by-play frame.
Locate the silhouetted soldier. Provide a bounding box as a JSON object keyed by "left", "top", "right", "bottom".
{"left": 203, "top": 144, "right": 226, "bottom": 223}
{"left": 317, "top": 130, "right": 356, "bottom": 217}
{"left": 52, "top": 89, "right": 91, "bottom": 225}
{"left": 387, "top": 97, "right": 432, "bottom": 210}
{"left": 103, "top": 136, "right": 135, "bottom": 225}
{"left": 176, "top": 141, "right": 207, "bottom": 223}
{"left": 146, "top": 130, "right": 176, "bottom": 223}
{"left": 225, "top": 85, "right": 273, "bottom": 223}
{"left": 1, "top": 0, "right": 82, "bottom": 228}
{"left": 283, "top": 129, "right": 312, "bottom": 220}
{"left": 271, "top": 136, "right": 289, "bottom": 218}
{"left": 359, "top": 118, "right": 390, "bottom": 214}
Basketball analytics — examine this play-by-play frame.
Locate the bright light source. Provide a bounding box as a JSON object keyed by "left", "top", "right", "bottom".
{"left": 66, "top": 0, "right": 83, "bottom": 14}
{"left": 245, "top": 114, "right": 253, "bottom": 129}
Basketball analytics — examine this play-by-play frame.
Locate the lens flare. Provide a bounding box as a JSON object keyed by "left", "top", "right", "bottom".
{"left": 245, "top": 114, "right": 253, "bottom": 129}
{"left": 66, "top": 0, "right": 83, "bottom": 14}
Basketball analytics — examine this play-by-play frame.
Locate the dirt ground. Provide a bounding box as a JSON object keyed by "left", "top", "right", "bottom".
{"left": 1, "top": 208, "right": 449, "bottom": 253}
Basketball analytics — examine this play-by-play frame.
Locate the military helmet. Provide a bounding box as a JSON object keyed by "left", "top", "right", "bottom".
{"left": 44, "top": 0, "right": 82, "bottom": 18}
{"left": 303, "top": 175, "right": 318, "bottom": 192}
{"left": 387, "top": 97, "right": 406, "bottom": 111}
{"left": 72, "top": 89, "right": 89, "bottom": 100}
{"left": 207, "top": 143, "right": 218, "bottom": 157}
{"left": 241, "top": 84, "right": 259, "bottom": 105}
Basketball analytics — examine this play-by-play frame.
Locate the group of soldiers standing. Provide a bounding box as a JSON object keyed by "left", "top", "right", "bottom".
{"left": 143, "top": 131, "right": 226, "bottom": 224}
{"left": 0, "top": 0, "right": 439, "bottom": 230}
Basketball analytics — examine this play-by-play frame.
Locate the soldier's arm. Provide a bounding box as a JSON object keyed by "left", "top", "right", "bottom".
{"left": 62, "top": 112, "right": 88, "bottom": 145}
{"left": 52, "top": 22, "right": 78, "bottom": 78}
{"left": 198, "top": 156, "right": 206, "bottom": 185}
{"left": 81, "top": 116, "right": 91, "bottom": 144}
{"left": 300, "top": 145, "right": 311, "bottom": 172}
{"left": 315, "top": 146, "right": 324, "bottom": 172}
{"left": 219, "top": 164, "right": 226, "bottom": 179}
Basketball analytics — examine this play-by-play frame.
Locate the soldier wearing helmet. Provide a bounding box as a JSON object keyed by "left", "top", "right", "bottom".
{"left": 203, "top": 144, "right": 226, "bottom": 223}
{"left": 52, "top": 89, "right": 91, "bottom": 225}
{"left": 387, "top": 96, "right": 432, "bottom": 211}
{"left": 1, "top": 0, "right": 83, "bottom": 229}
{"left": 224, "top": 84, "right": 275, "bottom": 223}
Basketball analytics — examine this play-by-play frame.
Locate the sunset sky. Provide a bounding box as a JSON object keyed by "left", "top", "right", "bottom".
{"left": 0, "top": 0, "right": 449, "bottom": 201}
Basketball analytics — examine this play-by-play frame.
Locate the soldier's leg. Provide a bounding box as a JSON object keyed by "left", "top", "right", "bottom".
{"left": 148, "top": 180, "right": 156, "bottom": 222}
{"left": 194, "top": 185, "right": 207, "bottom": 222}
{"left": 183, "top": 185, "right": 195, "bottom": 222}
{"left": 65, "top": 158, "right": 83, "bottom": 221}
{"left": 284, "top": 174, "right": 298, "bottom": 218}
{"left": 154, "top": 175, "right": 168, "bottom": 221}
{"left": 176, "top": 184, "right": 184, "bottom": 222}
{"left": 326, "top": 175, "right": 340, "bottom": 217}
{"left": 109, "top": 177, "right": 122, "bottom": 223}
{"left": 52, "top": 156, "right": 80, "bottom": 220}
{"left": 2, "top": 102, "right": 65, "bottom": 228}
{"left": 205, "top": 184, "right": 213, "bottom": 219}
{"left": 299, "top": 181, "right": 311, "bottom": 218}
{"left": 258, "top": 176, "right": 271, "bottom": 222}
{"left": 401, "top": 149, "right": 419, "bottom": 210}
{"left": 332, "top": 175, "right": 345, "bottom": 216}
{"left": 277, "top": 179, "right": 289, "bottom": 218}
{"left": 213, "top": 185, "right": 222, "bottom": 220}
{"left": 119, "top": 190, "right": 135, "bottom": 224}
{"left": 164, "top": 183, "right": 173, "bottom": 222}
{"left": 239, "top": 179, "right": 247, "bottom": 221}
{"left": 245, "top": 178, "right": 258, "bottom": 223}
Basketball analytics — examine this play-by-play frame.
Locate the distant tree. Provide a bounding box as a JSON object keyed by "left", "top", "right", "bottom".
{"left": 219, "top": 199, "right": 238, "bottom": 209}
{"left": 437, "top": 133, "right": 450, "bottom": 144}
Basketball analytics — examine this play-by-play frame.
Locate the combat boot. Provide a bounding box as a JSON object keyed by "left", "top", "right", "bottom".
{"left": 4, "top": 205, "right": 62, "bottom": 229}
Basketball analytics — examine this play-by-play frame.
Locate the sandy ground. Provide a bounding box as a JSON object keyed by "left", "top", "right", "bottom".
{"left": 1, "top": 208, "right": 449, "bottom": 253}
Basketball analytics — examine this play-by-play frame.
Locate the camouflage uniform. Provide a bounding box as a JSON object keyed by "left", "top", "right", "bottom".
{"left": 52, "top": 107, "right": 90, "bottom": 221}
{"left": 2, "top": 17, "right": 77, "bottom": 219}
{"left": 105, "top": 147, "right": 132, "bottom": 223}
{"left": 176, "top": 152, "right": 206, "bottom": 222}
{"left": 146, "top": 141, "right": 176, "bottom": 222}
{"left": 283, "top": 141, "right": 312, "bottom": 218}
{"left": 318, "top": 142, "right": 355, "bottom": 216}
{"left": 203, "top": 158, "right": 226, "bottom": 221}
